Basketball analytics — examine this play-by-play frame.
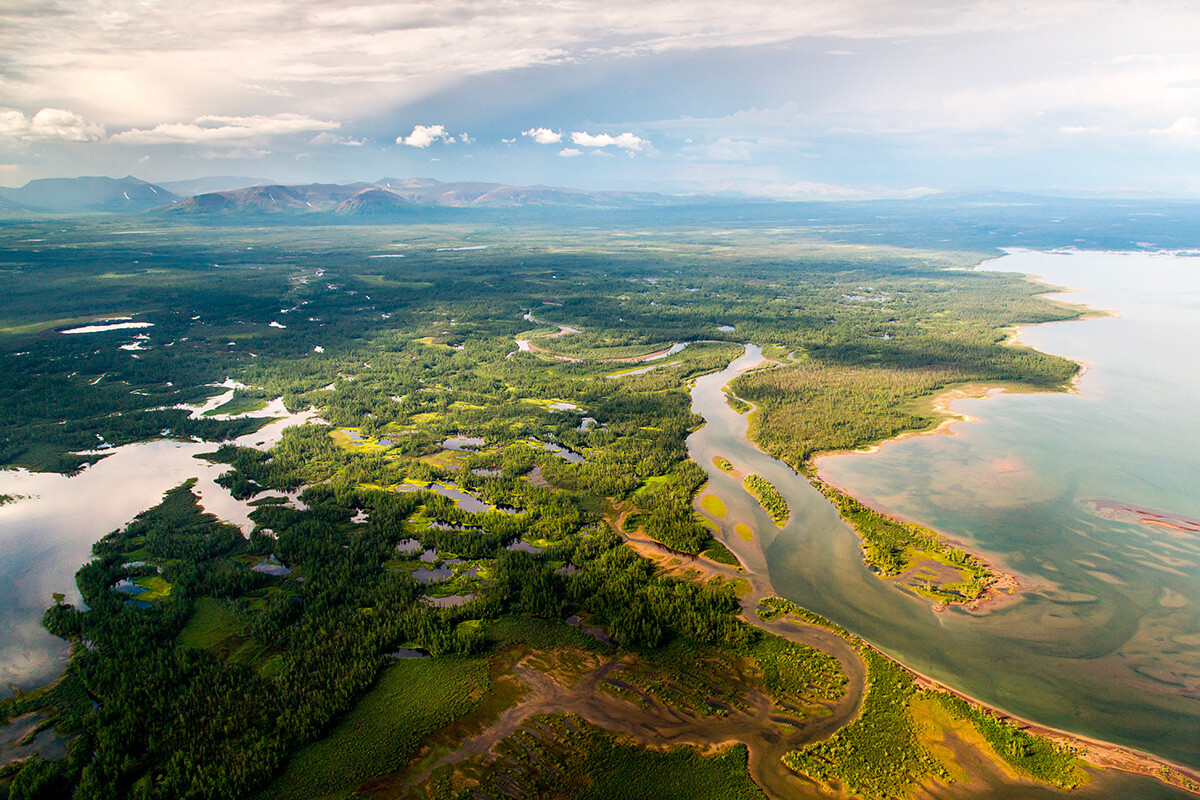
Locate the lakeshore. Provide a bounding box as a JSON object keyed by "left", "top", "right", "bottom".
{"left": 807, "top": 249, "right": 1200, "bottom": 770}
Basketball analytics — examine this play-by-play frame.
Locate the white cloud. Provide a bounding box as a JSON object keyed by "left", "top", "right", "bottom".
{"left": 0, "top": 163, "right": 18, "bottom": 171}
{"left": 192, "top": 147, "right": 271, "bottom": 159}
{"left": 398, "top": 124, "right": 455, "bottom": 147}
{"left": 558, "top": 147, "right": 582, "bottom": 157}
{"left": 459, "top": 132, "right": 473, "bottom": 144}
{"left": 0, "top": 108, "right": 104, "bottom": 142}
{"left": 112, "top": 114, "right": 337, "bottom": 145}
{"left": 309, "top": 131, "right": 365, "bottom": 146}
{"left": 570, "top": 131, "right": 645, "bottom": 151}
{"left": 1153, "top": 117, "right": 1200, "bottom": 142}
{"left": 523, "top": 127, "right": 562, "bottom": 144}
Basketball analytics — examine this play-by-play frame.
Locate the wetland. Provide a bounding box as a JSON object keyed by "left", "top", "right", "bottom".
{"left": 1, "top": 215, "right": 1197, "bottom": 799}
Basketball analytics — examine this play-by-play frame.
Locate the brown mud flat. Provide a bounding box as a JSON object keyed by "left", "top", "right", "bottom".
{"left": 906, "top": 662, "right": 1200, "bottom": 797}
{"left": 380, "top": 633, "right": 864, "bottom": 800}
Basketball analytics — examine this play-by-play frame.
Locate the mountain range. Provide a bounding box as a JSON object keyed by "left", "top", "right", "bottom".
{"left": 0, "top": 175, "right": 673, "bottom": 216}
{"left": 0, "top": 176, "right": 180, "bottom": 213}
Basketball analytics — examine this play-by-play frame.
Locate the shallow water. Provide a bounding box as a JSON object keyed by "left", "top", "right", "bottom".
{"left": 0, "top": 405, "right": 319, "bottom": 688}
{"left": 688, "top": 248, "right": 1200, "bottom": 772}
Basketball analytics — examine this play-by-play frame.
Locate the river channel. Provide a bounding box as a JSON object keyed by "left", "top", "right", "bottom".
{"left": 686, "top": 249, "right": 1200, "bottom": 775}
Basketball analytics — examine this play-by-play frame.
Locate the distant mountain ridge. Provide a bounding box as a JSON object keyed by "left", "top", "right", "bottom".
{"left": 166, "top": 182, "right": 382, "bottom": 214}
{"left": 0, "top": 175, "right": 179, "bottom": 213}
{"left": 4, "top": 175, "right": 1196, "bottom": 220}
{"left": 373, "top": 178, "right": 657, "bottom": 207}
{"left": 156, "top": 176, "right": 276, "bottom": 197}
{"left": 163, "top": 178, "right": 670, "bottom": 215}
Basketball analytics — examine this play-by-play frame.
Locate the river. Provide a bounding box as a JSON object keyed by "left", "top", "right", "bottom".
{"left": 687, "top": 249, "right": 1200, "bottom": 777}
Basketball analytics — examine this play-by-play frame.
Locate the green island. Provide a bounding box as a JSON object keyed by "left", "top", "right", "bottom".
{"left": 742, "top": 474, "right": 789, "bottom": 526}
{"left": 812, "top": 479, "right": 997, "bottom": 603}
{"left": 0, "top": 214, "right": 1182, "bottom": 800}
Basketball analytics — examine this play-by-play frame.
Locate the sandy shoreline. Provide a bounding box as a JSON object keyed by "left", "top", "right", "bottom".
{"left": 791, "top": 257, "right": 1200, "bottom": 793}
{"left": 898, "top": 652, "right": 1200, "bottom": 795}
{"left": 620, "top": 495, "right": 1200, "bottom": 796}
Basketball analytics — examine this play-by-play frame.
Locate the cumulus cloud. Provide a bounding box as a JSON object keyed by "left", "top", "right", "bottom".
{"left": 558, "top": 147, "right": 582, "bottom": 157}
{"left": 112, "top": 114, "right": 338, "bottom": 145}
{"left": 398, "top": 124, "right": 456, "bottom": 147}
{"left": 523, "top": 127, "right": 562, "bottom": 144}
{"left": 0, "top": 108, "right": 104, "bottom": 142}
{"left": 570, "top": 131, "right": 645, "bottom": 151}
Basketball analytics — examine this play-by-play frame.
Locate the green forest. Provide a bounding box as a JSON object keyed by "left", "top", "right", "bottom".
{"left": 0, "top": 216, "right": 1096, "bottom": 799}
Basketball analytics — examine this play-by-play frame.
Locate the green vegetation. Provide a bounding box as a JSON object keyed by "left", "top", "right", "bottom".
{"left": 757, "top": 596, "right": 853, "bottom": 640}
{"left": 783, "top": 647, "right": 947, "bottom": 799}
{"left": 743, "top": 474, "right": 789, "bottom": 526}
{"left": 725, "top": 393, "right": 751, "bottom": 414}
{"left": 712, "top": 456, "right": 734, "bottom": 472}
{"left": 732, "top": 289, "right": 1079, "bottom": 470}
{"left": 747, "top": 635, "right": 847, "bottom": 704}
{"left": 699, "top": 493, "right": 727, "bottom": 518}
{"left": 814, "top": 478, "right": 994, "bottom": 600}
{"left": 0, "top": 215, "right": 1102, "bottom": 799}
{"left": 421, "top": 714, "right": 767, "bottom": 800}
{"left": 929, "top": 691, "right": 1085, "bottom": 788}
{"left": 703, "top": 539, "right": 740, "bottom": 567}
{"left": 204, "top": 388, "right": 270, "bottom": 416}
{"left": 261, "top": 657, "right": 489, "bottom": 800}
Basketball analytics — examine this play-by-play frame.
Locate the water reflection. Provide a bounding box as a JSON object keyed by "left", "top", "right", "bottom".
{"left": 0, "top": 403, "right": 320, "bottom": 688}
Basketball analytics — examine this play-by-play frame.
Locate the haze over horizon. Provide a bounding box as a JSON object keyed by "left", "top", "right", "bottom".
{"left": 3, "top": 0, "right": 1200, "bottom": 198}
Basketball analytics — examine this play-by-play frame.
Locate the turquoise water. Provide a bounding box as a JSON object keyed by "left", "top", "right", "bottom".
{"left": 809, "top": 249, "right": 1200, "bottom": 766}
{"left": 686, "top": 249, "right": 1200, "bottom": 774}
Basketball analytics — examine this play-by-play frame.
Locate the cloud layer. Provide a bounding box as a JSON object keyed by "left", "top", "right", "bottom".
{"left": 3, "top": 0, "right": 1200, "bottom": 192}
{"left": 111, "top": 114, "right": 339, "bottom": 145}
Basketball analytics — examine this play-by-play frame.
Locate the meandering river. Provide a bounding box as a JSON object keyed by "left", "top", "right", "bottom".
{"left": 688, "top": 249, "right": 1200, "bottom": 773}
{"left": 3, "top": 248, "right": 1197, "bottom": 786}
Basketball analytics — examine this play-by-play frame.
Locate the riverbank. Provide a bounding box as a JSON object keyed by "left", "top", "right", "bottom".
{"left": 681, "top": 341, "right": 1200, "bottom": 796}
{"left": 616, "top": 488, "right": 1200, "bottom": 796}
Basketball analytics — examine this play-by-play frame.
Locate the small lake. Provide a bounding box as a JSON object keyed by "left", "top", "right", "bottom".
{"left": 60, "top": 320, "right": 154, "bottom": 335}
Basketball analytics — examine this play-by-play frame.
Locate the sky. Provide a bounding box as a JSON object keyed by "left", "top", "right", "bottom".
{"left": 3, "top": 0, "right": 1200, "bottom": 196}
